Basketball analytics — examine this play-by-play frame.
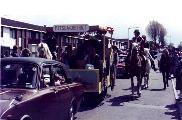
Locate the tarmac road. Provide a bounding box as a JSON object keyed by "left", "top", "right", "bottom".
{"left": 75, "top": 70, "right": 180, "bottom": 120}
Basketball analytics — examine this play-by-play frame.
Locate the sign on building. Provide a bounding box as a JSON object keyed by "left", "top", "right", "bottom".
{"left": 53, "top": 24, "right": 89, "bottom": 32}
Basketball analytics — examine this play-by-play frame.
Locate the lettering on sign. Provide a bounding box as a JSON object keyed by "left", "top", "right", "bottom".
{"left": 53, "top": 24, "right": 89, "bottom": 32}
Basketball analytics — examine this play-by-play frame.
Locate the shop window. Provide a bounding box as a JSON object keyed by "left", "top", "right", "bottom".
{"left": 36, "top": 33, "right": 39, "bottom": 39}
{"left": 28, "top": 31, "right": 32, "bottom": 38}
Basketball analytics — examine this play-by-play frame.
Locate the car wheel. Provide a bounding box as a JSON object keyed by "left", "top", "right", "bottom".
{"left": 68, "top": 103, "right": 75, "bottom": 120}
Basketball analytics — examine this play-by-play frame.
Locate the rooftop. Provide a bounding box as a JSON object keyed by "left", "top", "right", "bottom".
{"left": 1, "top": 18, "right": 46, "bottom": 32}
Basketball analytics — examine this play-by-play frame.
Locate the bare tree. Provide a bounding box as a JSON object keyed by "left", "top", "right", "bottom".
{"left": 146, "top": 20, "right": 167, "bottom": 46}
{"left": 158, "top": 24, "right": 167, "bottom": 47}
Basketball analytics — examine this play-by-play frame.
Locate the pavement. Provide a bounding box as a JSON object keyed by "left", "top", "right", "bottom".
{"left": 171, "top": 77, "right": 182, "bottom": 120}
{"left": 76, "top": 70, "right": 179, "bottom": 120}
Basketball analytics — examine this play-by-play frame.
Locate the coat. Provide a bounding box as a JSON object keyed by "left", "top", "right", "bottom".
{"left": 175, "top": 60, "right": 182, "bottom": 90}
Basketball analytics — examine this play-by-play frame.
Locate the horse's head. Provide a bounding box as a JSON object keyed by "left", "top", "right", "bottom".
{"left": 37, "top": 43, "right": 46, "bottom": 58}
{"left": 37, "top": 43, "right": 53, "bottom": 59}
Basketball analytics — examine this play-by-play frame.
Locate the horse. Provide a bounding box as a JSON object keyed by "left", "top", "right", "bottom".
{"left": 37, "top": 42, "right": 53, "bottom": 60}
{"left": 142, "top": 48, "right": 152, "bottom": 89}
{"left": 127, "top": 43, "right": 145, "bottom": 97}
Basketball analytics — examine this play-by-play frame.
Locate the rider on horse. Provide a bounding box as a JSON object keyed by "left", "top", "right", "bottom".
{"left": 128, "top": 30, "right": 156, "bottom": 72}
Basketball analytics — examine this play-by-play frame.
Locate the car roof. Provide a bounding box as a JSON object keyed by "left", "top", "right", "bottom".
{"left": 0, "top": 57, "right": 65, "bottom": 67}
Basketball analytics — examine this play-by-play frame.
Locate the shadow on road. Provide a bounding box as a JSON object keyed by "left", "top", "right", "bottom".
{"left": 150, "top": 88, "right": 164, "bottom": 91}
{"left": 165, "top": 104, "right": 180, "bottom": 120}
{"left": 107, "top": 95, "right": 138, "bottom": 106}
{"left": 78, "top": 94, "right": 110, "bottom": 112}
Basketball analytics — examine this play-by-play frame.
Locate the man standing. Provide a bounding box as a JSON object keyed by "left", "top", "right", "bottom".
{"left": 175, "top": 58, "right": 182, "bottom": 99}
{"left": 110, "top": 45, "right": 118, "bottom": 91}
{"left": 160, "top": 48, "right": 170, "bottom": 90}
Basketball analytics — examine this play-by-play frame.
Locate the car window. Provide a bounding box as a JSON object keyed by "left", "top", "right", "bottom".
{"left": 52, "top": 65, "right": 66, "bottom": 86}
{"left": 0, "top": 63, "right": 37, "bottom": 89}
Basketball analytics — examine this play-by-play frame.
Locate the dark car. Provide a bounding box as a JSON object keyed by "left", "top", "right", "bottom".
{"left": 116, "top": 54, "right": 129, "bottom": 79}
{"left": 0, "top": 57, "right": 84, "bottom": 120}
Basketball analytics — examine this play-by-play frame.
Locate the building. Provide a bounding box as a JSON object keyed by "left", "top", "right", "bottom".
{"left": 1, "top": 17, "right": 46, "bottom": 57}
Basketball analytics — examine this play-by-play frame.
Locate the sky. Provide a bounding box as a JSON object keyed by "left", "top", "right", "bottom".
{"left": 1, "top": 0, "right": 182, "bottom": 46}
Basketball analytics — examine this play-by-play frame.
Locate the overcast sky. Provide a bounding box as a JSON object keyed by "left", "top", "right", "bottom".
{"left": 1, "top": 0, "right": 182, "bottom": 46}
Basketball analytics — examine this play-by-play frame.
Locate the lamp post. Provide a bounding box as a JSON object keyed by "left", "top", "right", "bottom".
{"left": 127, "top": 27, "right": 139, "bottom": 48}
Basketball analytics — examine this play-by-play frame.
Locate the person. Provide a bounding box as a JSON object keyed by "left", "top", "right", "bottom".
{"left": 11, "top": 45, "right": 19, "bottom": 57}
{"left": 141, "top": 35, "right": 150, "bottom": 49}
{"left": 62, "top": 45, "right": 76, "bottom": 68}
{"left": 21, "top": 48, "right": 31, "bottom": 57}
{"left": 84, "top": 45, "right": 100, "bottom": 69}
{"left": 175, "top": 58, "right": 182, "bottom": 100}
{"left": 170, "top": 48, "right": 179, "bottom": 78}
{"left": 52, "top": 51, "right": 57, "bottom": 60}
{"left": 132, "top": 29, "right": 143, "bottom": 44}
{"left": 142, "top": 35, "right": 157, "bottom": 71}
{"left": 160, "top": 48, "right": 170, "bottom": 90}
{"left": 110, "top": 45, "right": 118, "bottom": 91}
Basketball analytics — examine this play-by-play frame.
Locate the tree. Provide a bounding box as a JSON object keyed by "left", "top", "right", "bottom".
{"left": 146, "top": 20, "right": 167, "bottom": 47}
{"left": 158, "top": 24, "right": 167, "bottom": 47}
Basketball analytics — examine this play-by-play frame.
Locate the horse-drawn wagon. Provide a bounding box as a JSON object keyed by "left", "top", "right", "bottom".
{"left": 65, "top": 26, "right": 116, "bottom": 100}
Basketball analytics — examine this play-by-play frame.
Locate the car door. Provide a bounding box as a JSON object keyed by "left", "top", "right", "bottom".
{"left": 52, "top": 64, "right": 73, "bottom": 120}
{"left": 35, "top": 64, "right": 60, "bottom": 120}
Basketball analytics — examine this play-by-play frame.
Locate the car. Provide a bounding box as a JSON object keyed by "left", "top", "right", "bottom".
{"left": 116, "top": 54, "right": 129, "bottom": 79}
{"left": 0, "top": 57, "right": 84, "bottom": 120}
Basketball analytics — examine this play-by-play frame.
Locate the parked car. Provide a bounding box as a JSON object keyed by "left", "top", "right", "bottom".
{"left": 116, "top": 54, "right": 129, "bottom": 79}
{"left": 0, "top": 57, "right": 84, "bottom": 120}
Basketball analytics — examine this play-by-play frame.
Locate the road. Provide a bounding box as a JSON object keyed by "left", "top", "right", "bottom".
{"left": 75, "top": 70, "right": 179, "bottom": 120}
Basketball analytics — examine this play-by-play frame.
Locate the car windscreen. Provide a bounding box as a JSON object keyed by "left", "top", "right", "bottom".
{"left": 0, "top": 62, "right": 38, "bottom": 89}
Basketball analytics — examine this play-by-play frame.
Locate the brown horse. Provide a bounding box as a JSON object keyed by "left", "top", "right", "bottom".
{"left": 126, "top": 43, "right": 145, "bottom": 97}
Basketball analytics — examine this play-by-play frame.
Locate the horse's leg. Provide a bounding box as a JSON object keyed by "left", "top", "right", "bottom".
{"left": 137, "top": 74, "right": 142, "bottom": 97}
{"left": 131, "top": 76, "right": 134, "bottom": 95}
{"left": 146, "top": 73, "right": 149, "bottom": 88}
{"left": 166, "top": 70, "right": 169, "bottom": 87}
{"left": 162, "top": 72, "right": 166, "bottom": 90}
{"left": 143, "top": 75, "right": 147, "bottom": 89}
